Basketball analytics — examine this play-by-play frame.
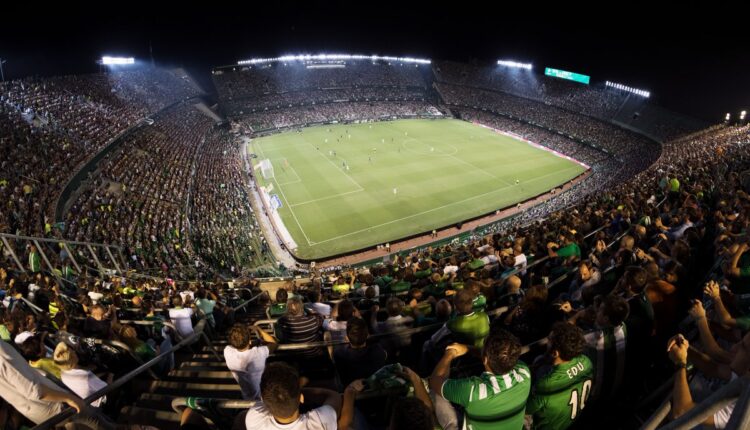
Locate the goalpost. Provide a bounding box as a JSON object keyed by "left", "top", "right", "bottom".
{"left": 259, "top": 159, "right": 274, "bottom": 180}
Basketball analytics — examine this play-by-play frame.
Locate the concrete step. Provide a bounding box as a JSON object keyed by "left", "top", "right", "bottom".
{"left": 150, "top": 380, "right": 242, "bottom": 398}
{"left": 117, "top": 406, "right": 181, "bottom": 430}
{"left": 134, "top": 393, "right": 180, "bottom": 411}
{"left": 167, "top": 370, "right": 236, "bottom": 384}
{"left": 180, "top": 361, "right": 230, "bottom": 371}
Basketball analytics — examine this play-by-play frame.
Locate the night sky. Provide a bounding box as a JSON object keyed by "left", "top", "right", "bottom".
{"left": 2, "top": 2, "right": 748, "bottom": 122}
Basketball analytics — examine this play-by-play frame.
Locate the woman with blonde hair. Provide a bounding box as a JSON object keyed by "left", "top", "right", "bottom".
{"left": 53, "top": 342, "right": 108, "bottom": 407}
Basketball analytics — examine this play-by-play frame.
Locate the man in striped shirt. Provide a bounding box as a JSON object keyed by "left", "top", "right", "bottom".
{"left": 430, "top": 329, "right": 531, "bottom": 430}
{"left": 277, "top": 297, "right": 323, "bottom": 359}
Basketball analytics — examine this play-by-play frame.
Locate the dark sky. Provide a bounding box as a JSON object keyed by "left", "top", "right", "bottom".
{"left": 2, "top": 2, "right": 748, "bottom": 122}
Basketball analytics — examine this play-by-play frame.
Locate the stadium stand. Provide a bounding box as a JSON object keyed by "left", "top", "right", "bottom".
{"left": 2, "top": 57, "right": 750, "bottom": 429}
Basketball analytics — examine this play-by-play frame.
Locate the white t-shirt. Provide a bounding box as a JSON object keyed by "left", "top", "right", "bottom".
{"left": 179, "top": 291, "right": 194, "bottom": 304}
{"left": 224, "top": 345, "right": 269, "bottom": 400}
{"left": 87, "top": 291, "right": 104, "bottom": 304}
{"left": 61, "top": 368, "right": 107, "bottom": 407}
{"left": 713, "top": 372, "right": 738, "bottom": 428}
{"left": 169, "top": 307, "right": 194, "bottom": 338}
{"left": 0, "top": 340, "right": 64, "bottom": 424}
{"left": 514, "top": 254, "right": 527, "bottom": 272}
{"left": 245, "top": 402, "right": 337, "bottom": 429}
{"left": 308, "top": 302, "right": 331, "bottom": 318}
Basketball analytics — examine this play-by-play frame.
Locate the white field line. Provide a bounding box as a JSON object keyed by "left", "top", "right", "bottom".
{"left": 309, "top": 164, "right": 582, "bottom": 246}
{"left": 256, "top": 142, "right": 313, "bottom": 246}
{"left": 291, "top": 188, "right": 365, "bottom": 207}
{"left": 276, "top": 163, "right": 302, "bottom": 185}
{"left": 304, "top": 141, "right": 364, "bottom": 192}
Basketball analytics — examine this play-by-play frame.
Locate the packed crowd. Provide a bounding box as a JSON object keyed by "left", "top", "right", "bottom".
{"left": 221, "top": 87, "right": 430, "bottom": 116}
{"left": 0, "top": 261, "right": 241, "bottom": 429}
{"left": 436, "top": 82, "right": 660, "bottom": 168}
{"left": 190, "top": 128, "right": 272, "bottom": 274}
{"left": 240, "top": 101, "right": 444, "bottom": 132}
{"left": 433, "top": 60, "right": 703, "bottom": 141}
{"left": 197, "top": 121, "right": 750, "bottom": 430}
{"left": 214, "top": 61, "right": 429, "bottom": 100}
{"left": 0, "top": 68, "right": 202, "bottom": 238}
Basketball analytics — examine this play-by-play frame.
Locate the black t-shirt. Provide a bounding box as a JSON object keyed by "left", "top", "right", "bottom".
{"left": 83, "top": 317, "right": 111, "bottom": 339}
{"left": 333, "top": 343, "right": 388, "bottom": 386}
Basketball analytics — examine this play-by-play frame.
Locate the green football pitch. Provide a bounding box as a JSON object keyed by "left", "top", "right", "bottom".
{"left": 250, "top": 119, "right": 587, "bottom": 260}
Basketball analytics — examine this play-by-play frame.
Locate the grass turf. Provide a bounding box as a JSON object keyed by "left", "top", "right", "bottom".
{"left": 250, "top": 118, "right": 586, "bottom": 260}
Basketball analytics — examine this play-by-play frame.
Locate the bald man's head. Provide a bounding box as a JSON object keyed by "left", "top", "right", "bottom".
{"left": 505, "top": 275, "right": 522, "bottom": 293}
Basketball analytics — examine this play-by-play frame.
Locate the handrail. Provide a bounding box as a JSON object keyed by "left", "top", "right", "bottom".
{"left": 232, "top": 291, "right": 264, "bottom": 312}
{"left": 652, "top": 376, "right": 746, "bottom": 430}
{"left": 20, "top": 297, "right": 45, "bottom": 315}
{"left": 31, "top": 320, "right": 210, "bottom": 430}
{"left": 0, "top": 232, "right": 123, "bottom": 251}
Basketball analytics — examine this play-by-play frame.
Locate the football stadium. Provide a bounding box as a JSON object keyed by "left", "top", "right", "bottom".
{"left": 251, "top": 119, "right": 587, "bottom": 259}
{"left": 0, "top": 8, "right": 749, "bottom": 430}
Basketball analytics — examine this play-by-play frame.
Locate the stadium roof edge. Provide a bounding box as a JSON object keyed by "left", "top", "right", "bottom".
{"left": 235, "top": 54, "right": 431, "bottom": 66}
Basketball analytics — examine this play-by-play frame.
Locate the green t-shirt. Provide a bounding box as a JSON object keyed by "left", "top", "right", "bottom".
{"left": 526, "top": 355, "right": 594, "bottom": 430}
{"left": 269, "top": 303, "right": 287, "bottom": 317}
{"left": 442, "top": 364, "right": 531, "bottom": 430}
{"left": 472, "top": 294, "right": 487, "bottom": 312}
{"left": 446, "top": 311, "right": 490, "bottom": 348}
{"left": 556, "top": 243, "right": 581, "bottom": 259}
{"left": 736, "top": 315, "right": 750, "bottom": 331}
{"left": 669, "top": 178, "right": 680, "bottom": 192}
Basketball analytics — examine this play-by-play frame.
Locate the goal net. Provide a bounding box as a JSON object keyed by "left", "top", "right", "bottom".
{"left": 259, "top": 159, "right": 274, "bottom": 180}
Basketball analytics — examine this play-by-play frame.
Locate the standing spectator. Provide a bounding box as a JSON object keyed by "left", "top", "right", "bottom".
{"left": 224, "top": 324, "right": 278, "bottom": 400}
{"left": 244, "top": 362, "right": 341, "bottom": 429}
{"left": 333, "top": 317, "right": 387, "bottom": 387}
{"left": 169, "top": 295, "right": 194, "bottom": 338}
{"left": 429, "top": 329, "right": 530, "bottom": 430}
{"left": 526, "top": 322, "right": 594, "bottom": 430}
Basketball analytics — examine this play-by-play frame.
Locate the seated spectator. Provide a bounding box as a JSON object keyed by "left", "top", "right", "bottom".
{"left": 118, "top": 325, "right": 157, "bottom": 362}
{"left": 83, "top": 304, "right": 114, "bottom": 339}
{"left": 371, "top": 298, "right": 414, "bottom": 354}
{"left": 0, "top": 339, "right": 84, "bottom": 425}
{"left": 333, "top": 317, "right": 387, "bottom": 387}
{"left": 268, "top": 289, "right": 288, "bottom": 318}
{"left": 224, "top": 324, "right": 278, "bottom": 400}
{"left": 447, "top": 288, "right": 490, "bottom": 348}
{"left": 526, "top": 322, "right": 594, "bottom": 430}
{"left": 277, "top": 297, "right": 323, "bottom": 359}
{"left": 168, "top": 295, "right": 194, "bottom": 338}
{"left": 53, "top": 342, "right": 108, "bottom": 407}
{"left": 307, "top": 289, "right": 332, "bottom": 318}
{"left": 20, "top": 334, "right": 62, "bottom": 378}
{"left": 244, "top": 361, "right": 341, "bottom": 429}
{"left": 503, "top": 284, "right": 551, "bottom": 346}
{"left": 429, "top": 329, "right": 530, "bottom": 430}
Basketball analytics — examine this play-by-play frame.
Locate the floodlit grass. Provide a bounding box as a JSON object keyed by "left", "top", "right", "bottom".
{"left": 251, "top": 119, "right": 586, "bottom": 259}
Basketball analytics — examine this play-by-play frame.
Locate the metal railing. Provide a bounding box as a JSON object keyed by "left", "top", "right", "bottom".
{"left": 639, "top": 376, "right": 750, "bottom": 430}
{"left": 0, "top": 232, "right": 126, "bottom": 280}
{"left": 32, "top": 319, "right": 215, "bottom": 430}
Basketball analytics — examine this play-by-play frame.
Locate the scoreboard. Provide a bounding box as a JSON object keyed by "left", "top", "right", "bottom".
{"left": 544, "top": 67, "right": 590, "bottom": 85}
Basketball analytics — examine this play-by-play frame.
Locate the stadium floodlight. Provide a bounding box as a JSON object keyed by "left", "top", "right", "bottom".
{"left": 605, "top": 81, "right": 650, "bottom": 98}
{"left": 726, "top": 113, "right": 731, "bottom": 121}
{"left": 101, "top": 56, "right": 135, "bottom": 65}
{"left": 497, "top": 60, "right": 533, "bottom": 70}
{"left": 237, "top": 54, "right": 431, "bottom": 66}
{"left": 742, "top": 111, "right": 747, "bottom": 120}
